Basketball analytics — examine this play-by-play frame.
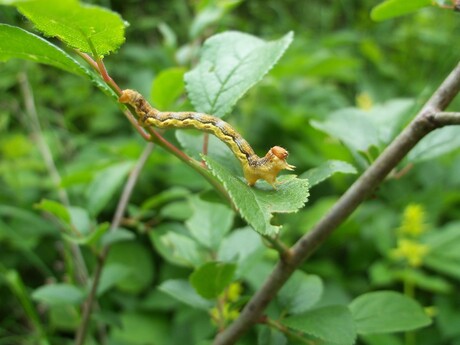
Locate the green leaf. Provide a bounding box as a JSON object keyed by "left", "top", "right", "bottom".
{"left": 158, "top": 279, "right": 213, "bottom": 310}
{"left": 422, "top": 222, "right": 460, "bottom": 280}
{"left": 110, "top": 312, "right": 171, "bottom": 345}
{"left": 97, "top": 263, "right": 131, "bottom": 296}
{"left": 190, "top": 1, "right": 241, "bottom": 39}
{"left": 68, "top": 206, "right": 91, "bottom": 234}
{"left": 35, "top": 199, "right": 70, "bottom": 224}
{"left": 0, "top": 24, "right": 87, "bottom": 75}
{"left": 204, "top": 156, "right": 309, "bottom": 236}
{"left": 349, "top": 291, "right": 431, "bottom": 334}
{"left": 32, "top": 283, "right": 85, "bottom": 306}
{"left": 311, "top": 100, "right": 413, "bottom": 155}
{"left": 151, "top": 67, "right": 186, "bottom": 110}
{"left": 141, "top": 186, "right": 190, "bottom": 210}
{"left": 106, "top": 241, "right": 154, "bottom": 294}
{"left": 371, "top": 0, "right": 432, "bottom": 21}
{"left": 149, "top": 223, "right": 204, "bottom": 267}
{"left": 258, "top": 328, "right": 287, "bottom": 345}
{"left": 17, "top": 0, "right": 126, "bottom": 56}
{"left": 86, "top": 161, "right": 134, "bottom": 217}
{"left": 186, "top": 196, "right": 234, "bottom": 250}
{"left": 282, "top": 305, "right": 356, "bottom": 345}
{"left": 218, "top": 226, "right": 264, "bottom": 276}
{"left": 311, "top": 108, "right": 380, "bottom": 153}
{"left": 300, "top": 160, "right": 357, "bottom": 188}
{"left": 408, "top": 126, "right": 460, "bottom": 162}
{"left": 189, "top": 261, "right": 236, "bottom": 299}
{"left": 278, "top": 271, "right": 323, "bottom": 315}
{"left": 100, "top": 227, "right": 135, "bottom": 247}
{"left": 63, "top": 221, "right": 110, "bottom": 246}
{"left": 0, "top": 23, "right": 116, "bottom": 97}
{"left": 185, "top": 31, "right": 293, "bottom": 117}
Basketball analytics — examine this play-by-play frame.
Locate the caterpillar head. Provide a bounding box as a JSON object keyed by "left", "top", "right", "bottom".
{"left": 268, "top": 146, "right": 295, "bottom": 172}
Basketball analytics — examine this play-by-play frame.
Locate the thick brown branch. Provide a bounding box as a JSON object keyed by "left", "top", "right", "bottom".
{"left": 213, "top": 61, "right": 460, "bottom": 345}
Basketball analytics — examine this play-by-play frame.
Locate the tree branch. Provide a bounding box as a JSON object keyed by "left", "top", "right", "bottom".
{"left": 431, "top": 111, "right": 460, "bottom": 126}
{"left": 213, "top": 61, "right": 460, "bottom": 345}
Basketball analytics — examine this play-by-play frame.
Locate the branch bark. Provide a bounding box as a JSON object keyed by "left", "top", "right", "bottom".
{"left": 213, "top": 61, "right": 460, "bottom": 345}
{"left": 431, "top": 111, "right": 460, "bottom": 125}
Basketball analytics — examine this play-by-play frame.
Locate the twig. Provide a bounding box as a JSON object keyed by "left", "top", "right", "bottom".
{"left": 74, "top": 143, "right": 154, "bottom": 345}
{"left": 431, "top": 111, "right": 460, "bottom": 125}
{"left": 213, "top": 62, "right": 460, "bottom": 345}
{"left": 17, "top": 72, "right": 89, "bottom": 285}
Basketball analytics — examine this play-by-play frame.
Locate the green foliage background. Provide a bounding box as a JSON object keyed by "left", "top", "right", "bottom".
{"left": 1, "top": 0, "right": 460, "bottom": 344}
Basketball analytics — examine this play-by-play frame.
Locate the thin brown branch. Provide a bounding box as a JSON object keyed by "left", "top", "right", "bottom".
{"left": 213, "top": 62, "right": 460, "bottom": 345}
{"left": 74, "top": 143, "right": 154, "bottom": 345}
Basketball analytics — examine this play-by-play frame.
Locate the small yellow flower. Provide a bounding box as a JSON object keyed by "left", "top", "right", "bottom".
{"left": 209, "top": 304, "right": 240, "bottom": 324}
{"left": 356, "top": 92, "right": 373, "bottom": 110}
{"left": 399, "top": 204, "right": 427, "bottom": 237}
{"left": 226, "top": 282, "right": 242, "bottom": 302}
{"left": 391, "top": 239, "right": 429, "bottom": 267}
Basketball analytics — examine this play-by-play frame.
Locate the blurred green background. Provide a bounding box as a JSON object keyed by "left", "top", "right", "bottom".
{"left": 1, "top": 0, "right": 460, "bottom": 344}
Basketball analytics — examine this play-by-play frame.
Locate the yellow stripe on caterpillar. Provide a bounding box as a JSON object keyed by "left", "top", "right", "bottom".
{"left": 119, "top": 89, "right": 295, "bottom": 187}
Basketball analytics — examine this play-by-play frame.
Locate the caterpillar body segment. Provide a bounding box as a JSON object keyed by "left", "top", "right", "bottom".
{"left": 119, "top": 89, "right": 294, "bottom": 187}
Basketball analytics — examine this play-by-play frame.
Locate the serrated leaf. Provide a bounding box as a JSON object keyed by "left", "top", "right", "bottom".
{"left": 189, "top": 261, "right": 236, "bottom": 299}
{"left": 151, "top": 67, "right": 186, "bottom": 109}
{"left": 32, "top": 283, "right": 85, "bottom": 306}
{"left": 0, "top": 24, "right": 86, "bottom": 75}
{"left": 86, "top": 161, "right": 134, "bottom": 217}
{"left": 408, "top": 126, "right": 460, "bottom": 162}
{"left": 17, "top": 0, "right": 126, "bottom": 56}
{"left": 349, "top": 291, "right": 431, "bottom": 334}
{"left": 185, "top": 31, "right": 293, "bottom": 117}
{"left": 158, "top": 279, "right": 213, "bottom": 310}
{"left": 300, "top": 160, "right": 357, "bottom": 188}
{"left": 186, "top": 196, "right": 234, "bottom": 250}
{"left": 371, "top": 0, "right": 432, "bottom": 21}
{"left": 203, "top": 156, "right": 309, "bottom": 236}
{"left": 282, "top": 305, "right": 356, "bottom": 345}
{"left": 278, "top": 271, "right": 323, "bottom": 314}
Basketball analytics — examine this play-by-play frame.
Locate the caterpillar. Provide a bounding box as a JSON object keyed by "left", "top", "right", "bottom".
{"left": 119, "top": 89, "right": 294, "bottom": 187}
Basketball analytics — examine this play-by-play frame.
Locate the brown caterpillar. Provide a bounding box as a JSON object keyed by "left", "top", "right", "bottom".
{"left": 119, "top": 89, "right": 294, "bottom": 187}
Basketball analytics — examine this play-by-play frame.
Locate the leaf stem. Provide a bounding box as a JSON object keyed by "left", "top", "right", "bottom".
{"left": 213, "top": 62, "right": 460, "bottom": 345}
